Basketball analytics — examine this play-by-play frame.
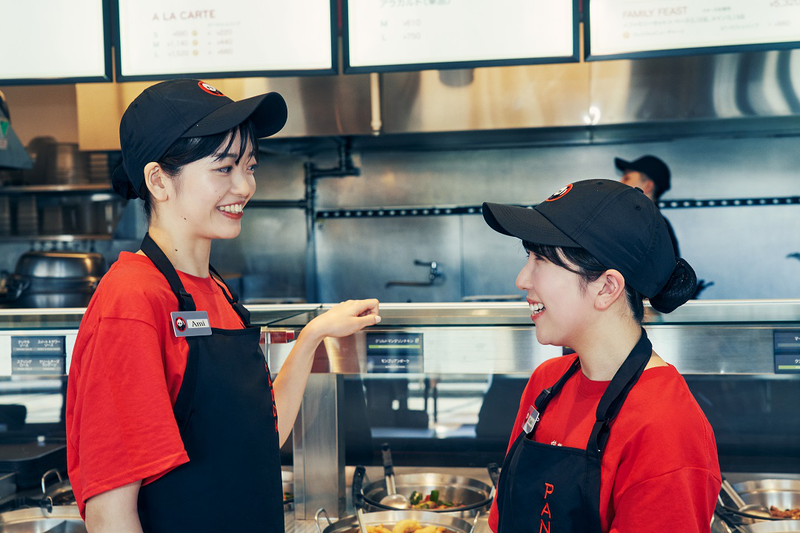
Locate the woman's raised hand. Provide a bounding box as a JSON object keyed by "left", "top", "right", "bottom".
{"left": 306, "top": 299, "right": 381, "bottom": 341}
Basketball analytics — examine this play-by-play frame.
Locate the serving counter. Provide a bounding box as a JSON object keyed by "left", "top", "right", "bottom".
{"left": 260, "top": 300, "right": 800, "bottom": 521}
{"left": 0, "top": 300, "right": 797, "bottom": 525}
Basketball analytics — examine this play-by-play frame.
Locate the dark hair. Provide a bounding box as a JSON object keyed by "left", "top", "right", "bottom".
{"left": 522, "top": 241, "right": 696, "bottom": 319}
{"left": 142, "top": 120, "right": 258, "bottom": 222}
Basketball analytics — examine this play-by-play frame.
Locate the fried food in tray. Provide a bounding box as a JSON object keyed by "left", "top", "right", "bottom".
{"left": 769, "top": 505, "right": 800, "bottom": 519}
{"left": 365, "top": 520, "right": 450, "bottom": 533}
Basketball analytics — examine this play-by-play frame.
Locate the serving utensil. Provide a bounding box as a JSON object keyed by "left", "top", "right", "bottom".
{"left": 379, "top": 442, "right": 410, "bottom": 509}
{"left": 352, "top": 466, "right": 369, "bottom": 533}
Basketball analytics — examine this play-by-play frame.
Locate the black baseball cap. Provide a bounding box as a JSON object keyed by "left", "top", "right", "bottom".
{"left": 112, "top": 79, "right": 288, "bottom": 200}
{"left": 482, "top": 179, "right": 677, "bottom": 297}
{"left": 615, "top": 155, "right": 670, "bottom": 197}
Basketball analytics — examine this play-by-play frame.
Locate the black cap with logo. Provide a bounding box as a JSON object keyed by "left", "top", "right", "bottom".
{"left": 112, "top": 79, "right": 288, "bottom": 200}
{"left": 614, "top": 155, "right": 671, "bottom": 196}
{"left": 482, "top": 179, "right": 680, "bottom": 298}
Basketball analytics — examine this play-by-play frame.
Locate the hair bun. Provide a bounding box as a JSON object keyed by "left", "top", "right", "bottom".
{"left": 649, "top": 258, "right": 697, "bottom": 313}
{"left": 111, "top": 164, "right": 140, "bottom": 200}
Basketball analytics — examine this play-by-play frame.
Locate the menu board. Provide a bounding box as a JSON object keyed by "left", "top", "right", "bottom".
{"left": 0, "top": 0, "right": 110, "bottom": 85}
{"left": 344, "top": 0, "right": 579, "bottom": 73}
{"left": 587, "top": 0, "right": 800, "bottom": 60}
{"left": 115, "top": 0, "right": 336, "bottom": 80}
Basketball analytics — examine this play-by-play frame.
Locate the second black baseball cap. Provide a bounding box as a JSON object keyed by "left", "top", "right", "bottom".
{"left": 614, "top": 155, "right": 671, "bottom": 196}
{"left": 482, "top": 179, "right": 677, "bottom": 298}
{"left": 112, "top": 79, "right": 288, "bottom": 199}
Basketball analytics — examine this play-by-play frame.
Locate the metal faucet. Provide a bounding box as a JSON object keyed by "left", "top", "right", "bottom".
{"left": 386, "top": 260, "right": 444, "bottom": 288}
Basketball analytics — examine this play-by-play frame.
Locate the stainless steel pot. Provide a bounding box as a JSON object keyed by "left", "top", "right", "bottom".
{"left": 0, "top": 251, "right": 106, "bottom": 308}
{"left": 0, "top": 506, "right": 85, "bottom": 532}
{"left": 737, "top": 522, "right": 800, "bottom": 533}
{"left": 315, "top": 508, "right": 473, "bottom": 533}
{"left": 362, "top": 473, "right": 493, "bottom": 518}
{"left": 733, "top": 479, "right": 800, "bottom": 513}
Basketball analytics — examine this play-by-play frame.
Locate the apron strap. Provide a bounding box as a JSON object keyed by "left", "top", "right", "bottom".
{"left": 534, "top": 357, "right": 582, "bottom": 413}
{"left": 140, "top": 233, "right": 196, "bottom": 312}
{"left": 587, "top": 329, "right": 652, "bottom": 457}
{"left": 208, "top": 264, "right": 251, "bottom": 327}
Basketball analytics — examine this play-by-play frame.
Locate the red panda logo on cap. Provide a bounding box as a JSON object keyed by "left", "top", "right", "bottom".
{"left": 546, "top": 183, "right": 573, "bottom": 202}
{"left": 198, "top": 82, "right": 225, "bottom": 97}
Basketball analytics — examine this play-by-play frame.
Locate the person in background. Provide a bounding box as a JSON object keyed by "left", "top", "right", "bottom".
{"left": 483, "top": 179, "right": 721, "bottom": 533}
{"left": 615, "top": 155, "right": 680, "bottom": 257}
{"left": 66, "top": 79, "right": 380, "bottom": 532}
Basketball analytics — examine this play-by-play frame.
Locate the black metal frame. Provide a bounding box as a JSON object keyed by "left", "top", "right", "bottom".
{"left": 584, "top": 0, "right": 800, "bottom": 62}
{"left": 112, "top": 0, "right": 339, "bottom": 82}
{"left": 0, "top": 0, "right": 113, "bottom": 86}
{"left": 341, "top": 0, "right": 580, "bottom": 74}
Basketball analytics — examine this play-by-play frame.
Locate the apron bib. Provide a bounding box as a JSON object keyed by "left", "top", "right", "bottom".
{"left": 137, "top": 233, "right": 283, "bottom": 532}
{"left": 496, "top": 331, "right": 653, "bottom": 533}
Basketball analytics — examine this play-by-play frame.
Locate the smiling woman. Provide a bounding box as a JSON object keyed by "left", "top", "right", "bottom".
{"left": 65, "top": 79, "right": 380, "bottom": 533}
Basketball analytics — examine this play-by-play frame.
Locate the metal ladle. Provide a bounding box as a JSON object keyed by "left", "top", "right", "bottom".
{"left": 379, "top": 442, "right": 410, "bottom": 509}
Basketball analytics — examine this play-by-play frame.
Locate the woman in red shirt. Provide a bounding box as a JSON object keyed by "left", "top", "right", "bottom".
{"left": 482, "top": 180, "right": 721, "bottom": 533}
{"left": 66, "top": 79, "right": 379, "bottom": 532}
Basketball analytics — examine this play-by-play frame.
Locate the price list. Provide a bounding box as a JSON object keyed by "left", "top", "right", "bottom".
{"left": 1, "top": 0, "right": 107, "bottom": 82}
{"left": 117, "top": 0, "right": 334, "bottom": 79}
{"left": 346, "top": 0, "right": 576, "bottom": 71}
{"left": 366, "top": 333, "right": 424, "bottom": 374}
{"left": 588, "top": 0, "right": 800, "bottom": 59}
{"left": 10, "top": 336, "right": 65, "bottom": 375}
{"left": 774, "top": 330, "right": 800, "bottom": 373}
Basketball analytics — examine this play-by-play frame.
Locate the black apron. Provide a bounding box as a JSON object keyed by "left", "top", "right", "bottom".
{"left": 137, "top": 233, "right": 283, "bottom": 532}
{"left": 496, "top": 330, "right": 652, "bottom": 533}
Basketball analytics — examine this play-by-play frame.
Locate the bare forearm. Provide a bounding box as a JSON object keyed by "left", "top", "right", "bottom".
{"left": 85, "top": 481, "right": 143, "bottom": 533}
{"left": 272, "top": 323, "right": 324, "bottom": 445}
{"left": 271, "top": 299, "right": 380, "bottom": 446}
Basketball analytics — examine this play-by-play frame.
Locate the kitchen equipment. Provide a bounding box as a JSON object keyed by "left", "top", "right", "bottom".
{"left": 0, "top": 506, "right": 85, "bottom": 532}
{"left": 733, "top": 479, "right": 800, "bottom": 523}
{"left": 315, "top": 469, "right": 474, "bottom": 533}
{"left": 353, "top": 466, "right": 369, "bottom": 533}
{"left": 0, "top": 444, "right": 66, "bottom": 490}
{"left": 0, "top": 251, "right": 107, "bottom": 308}
{"left": 315, "top": 508, "right": 474, "bottom": 533}
{"left": 362, "top": 472, "right": 493, "bottom": 518}
{"left": 379, "top": 443, "right": 410, "bottom": 509}
{"left": 283, "top": 469, "right": 294, "bottom": 507}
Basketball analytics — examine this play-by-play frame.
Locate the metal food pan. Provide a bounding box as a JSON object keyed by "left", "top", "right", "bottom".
{"left": 316, "top": 509, "right": 473, "bottom": 533}
{"left": 363, "top": 473, "right": 492, "bottom": 517}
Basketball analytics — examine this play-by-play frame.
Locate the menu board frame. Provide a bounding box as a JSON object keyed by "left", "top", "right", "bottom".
{"left": 584, "top": 0, "right": 800, "bottom": 62}
{"left": 112, "top": 0, "right": 339, "bottom": 82}
{"left": 0, "top": 0, "right": 113, "bottom": 86}
{"left": 342, "top": 0, "right": 580, "bottom": 74}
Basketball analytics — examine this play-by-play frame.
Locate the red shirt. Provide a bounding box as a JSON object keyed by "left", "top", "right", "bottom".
{"left": 66, "top": 252, "right": 244, "bottom": 517}
{"left": 488, "top": 354, "right": 721, "bottom": 533}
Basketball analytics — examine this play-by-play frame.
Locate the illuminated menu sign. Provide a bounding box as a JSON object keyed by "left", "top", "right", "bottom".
{"left": 0, "top": 0, "right": 109, "bottom": 85}
{"left": 587, "top": 0, "right": 800, "bottom": 60}
{"left": 116, "top": 0, "right": 336, "bottom": 80}
{"left": 344, "top": 0, "right": 578, "bottom": 73}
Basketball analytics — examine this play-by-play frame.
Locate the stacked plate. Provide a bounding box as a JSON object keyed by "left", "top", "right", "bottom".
{"left": 14, "top": 196, "right": 37, "bottom": 235}
{"left": 0, "top": 196, "right": 10, "bottom": 236}
{"left": 87, "top": 152, "right": 111, "bottom": 184}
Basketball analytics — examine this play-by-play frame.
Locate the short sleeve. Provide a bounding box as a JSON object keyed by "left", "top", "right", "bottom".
{"left": 68, "top": 316, "right": 188, "bottom": 512}
{"left": 609, "top": 467, "right": 720, "bottom": 533}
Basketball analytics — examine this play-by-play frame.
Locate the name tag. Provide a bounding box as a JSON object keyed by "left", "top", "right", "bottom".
{"left": 522, "top": 405, "right": 540, "bottom": 434}
{"left": 170, "top": 311, "right": 212, "bottom": 337}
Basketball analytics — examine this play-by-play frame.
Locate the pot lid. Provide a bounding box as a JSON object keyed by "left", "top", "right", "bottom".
{"left": 14, "top": 252, "right": 107, "bottom": 279}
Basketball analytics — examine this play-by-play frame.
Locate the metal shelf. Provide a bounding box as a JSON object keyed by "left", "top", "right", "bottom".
{"left": 0, "top": 184, "right": 114, "bottom": 196}
{"left": 0, "top": 234, "right": 113, "bottom": 243}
